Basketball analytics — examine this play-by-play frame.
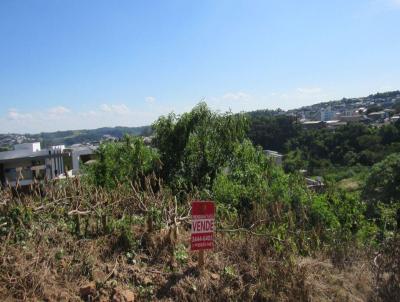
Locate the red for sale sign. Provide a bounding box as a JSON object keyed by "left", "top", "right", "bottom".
{"left": 191, "top": 201, "right": 215, "bottom": 251}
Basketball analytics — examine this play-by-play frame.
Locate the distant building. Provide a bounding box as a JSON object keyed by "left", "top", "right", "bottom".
{"left": 367, "top": 111, "right": 386, "bottom": 122}
{"left": 0, "top": 143, "right": 65, "bottom": 187}
{"left": 325, "top": 120, "right": 347, "bottom": 129}
{"left": 65, "top": 144, "right": 98, "bottom": 175}
{"left": 320, "top": 106, "right": 336, "bottom": 121}
{"left": 101, "top": 134, "right": 117, "bottom": 142}
{"left": 338, "top": 115, "right": 365, "bottom": 123}
{"left": 0, "top": 142, "right": 97, "bottom": 187}
{"left": 300, "top": 120, "right": 326, "bottom": 130}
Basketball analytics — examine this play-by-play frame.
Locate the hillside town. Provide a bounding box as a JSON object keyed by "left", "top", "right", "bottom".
{"left": 2, "top": 1, "right": 400, "bottom": 300}
{"left": 1, "top": 90, "right": 399, "bottom": 189}
{"left": 2, "top": 91, "right": 399, "bottom": 151}
{"left": 288, "top": 90, "right": 400, "bottom": 128}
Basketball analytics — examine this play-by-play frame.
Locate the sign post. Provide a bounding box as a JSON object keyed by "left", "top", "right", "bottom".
{"left": 191, "top": 200, "right": 215, "bottom": 269}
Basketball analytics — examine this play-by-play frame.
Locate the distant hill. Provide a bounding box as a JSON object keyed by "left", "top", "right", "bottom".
{"left": 0, "top": 125, "right": 152, "bottom": 148}
{"left": 286, "top": 90, "right": 400, "bottom": 114}
{"left": 245, "top": 90, "right": 400, "bottom": 121}
{"left": 1, "top": 90, "right": 399, "bottom": 149}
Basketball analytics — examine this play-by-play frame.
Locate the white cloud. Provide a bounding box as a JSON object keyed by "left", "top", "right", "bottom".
{"left": 145, "top": 96, "right": 156, "bottom": 104}
{"left": 7, "top": 109, "right": 33, "bottom": 121}
{"left": 100, "top": 104, "right": 130, "bottom": 115}
{"left": 0, "top": 102, "right": 166, "bottom": 133}
{"left": 48, "top": 106, "right": 71, "bottom": 115}
{"left": 100, "top": 104, "right": 112, "bottom": 112}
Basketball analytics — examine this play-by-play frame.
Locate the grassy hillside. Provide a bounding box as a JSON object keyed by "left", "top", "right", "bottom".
{"left": 0, "top": 126, "right": 152, "bottom": 148}
{"left": 38, "top": 126, "right": 152, "bottom": 146}
{"left": 2, "top": 178, "right": 396, "bottom": 301}
{"left": 1, "top": 103, "right": 399, "bottom": 301}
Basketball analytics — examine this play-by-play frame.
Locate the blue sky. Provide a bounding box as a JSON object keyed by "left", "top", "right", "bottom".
{"left": 0, "top": 0, "right": 399, "bottom": 133}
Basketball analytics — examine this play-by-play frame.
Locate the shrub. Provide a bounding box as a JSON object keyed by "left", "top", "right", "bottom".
{"left": 152, "top": 102, "right": 249, "bottom": 192}
{"left": 85, "top": 135, "right": 160, "bottom": 189}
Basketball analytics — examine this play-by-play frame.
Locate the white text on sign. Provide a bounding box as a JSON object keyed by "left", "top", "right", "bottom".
{"left": 191, "top": 219, "right": 214, "bottom": 234}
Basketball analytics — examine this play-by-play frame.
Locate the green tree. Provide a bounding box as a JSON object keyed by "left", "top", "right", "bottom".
{"left": 394, "top": 100, "right": 400, "bottom": 113}
{"left": 85, "top": 135, "right": 160, "bottom": 189}
{"left": 283, "top": 149, "right": 306, "bottom": 173}
{"left": 366, "top": 105, "right": 383, "bottom": 114}
{"left": 379, "top": 124, "right": 399, "bottom": 145}
{"left": 363, "top": 153, "right": 400, "bottom": 236}
{"left": 362, "top": 153, "right": 400, "bottom": 233}
{"left": 212, "top": 139, "right": 273, "bottom": 211}
{"left": 152, "top": 102, "right": 249, "bottom": 191}
{"left": 247, "top": 115, "right": 300, "bottom": 152}
{"left": 363, "top": 153, "right": 400, "bottom": 205}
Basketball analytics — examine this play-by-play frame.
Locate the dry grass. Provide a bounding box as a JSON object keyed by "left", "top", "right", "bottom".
{"left": 0, "top": 179, "right": 391, "bottom": 301}
{"left": 338, "top": 178, "right": 362, "bottom": 192}
{"left": 299, "top": 256, "right": 373, "bottom": 302}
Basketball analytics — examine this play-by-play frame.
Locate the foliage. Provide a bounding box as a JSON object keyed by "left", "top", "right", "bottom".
{"left": 247, "top": 108, "right": 400, "bottom": 175}
{"left": 361, "top": 153, "right": 400, "bottom": 238}
{"left": 283, "top": 149, "right": 307, "bottom": 173}
{"left": 222, "top": 265, "right": 237, "bottom": 280}
{"left": 211, "top": 138, "right": 372, "bottom": 252}
{"left": 284, "top": 122, "right": 400, "bottom": 173}
{"left": 84, "top": 135, "right": 160, "bottom": 189}
{"left": 212, "top": 139, "right": 272, "bottom": 211}
{"left": 0, "top": 101, "right": 394, "bottom": 300}
{"left": 32, "top": 126, "right": 151, "bottom": 147}
{"left": 366, "top": 104, "right": 383, "bottom": 114}
{"left": 152, "top": 102, "right": 249, "bottom": 192}
{"left": 174, "top": 243, "right": 189, "bottom": 265}
{"left": 375, "top": 234, "right": 400, "bottom": 301}
{"left": 363, "top": 153, "right": 400, "bottom": 204}
{"left": 247, "top": 114, "right": 299, "bottom": 152}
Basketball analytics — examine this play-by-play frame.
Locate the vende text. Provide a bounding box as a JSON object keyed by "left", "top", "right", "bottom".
{"left": 191, "top": 219, "right": 214, "bottom": 234}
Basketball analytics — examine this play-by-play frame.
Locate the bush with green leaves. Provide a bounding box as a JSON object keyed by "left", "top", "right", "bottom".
{"left": 362, "top": 153, "right": 400, "bottom": 235}
{"left": 212, "top": 138, "right": 372, "bottom": 252}
{"left": 363, "top": 153, "right": 400, "bottom": 205}
{"left": 152, "top": 102, "right": 249, "bottom": 192}
{"left": 212, "top": 139, "right": 272, "bottom": 211}
{"left": 78, "top": 103, "right": 375, "bottom": 254}
{"left": 85, "top": 135, "right": 160, "bottom": 189}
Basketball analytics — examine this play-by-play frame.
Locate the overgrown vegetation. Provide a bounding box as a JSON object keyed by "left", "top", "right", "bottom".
{"left": 1, "top": 103, "right": 399, "bottom": 301}
{"left": 248, "top": 114, "right": 400, "bottom": 176}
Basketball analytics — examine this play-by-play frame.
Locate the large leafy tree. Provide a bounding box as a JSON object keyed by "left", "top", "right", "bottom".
{"left": 152, "top": 102, "right": 249, "bottom": 191}
{"left": 363, "top": 153, "right": 400, "bottom": 204}
{"left": 85, "top": 135, "right": 160, "bottom": 189}
{"left": 247, "top": 115, "right": 300, "bottom": 152}
{"left": 362, "top": 153, "right": 400, "bottom": 233}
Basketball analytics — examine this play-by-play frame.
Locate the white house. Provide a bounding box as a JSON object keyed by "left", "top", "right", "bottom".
{"left": 320, "top": 106, "right": 335, "bottom": 122}
{"left": 0, "top": 142, "right": 97, "bottom": 187}
{"left": 65, "top": 144, "right": 98, "bottom": 175}
{"left": 0, "top": 142, "right": 66, "bottom": 187}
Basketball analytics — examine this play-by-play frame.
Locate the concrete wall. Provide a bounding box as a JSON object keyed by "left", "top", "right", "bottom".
{"left": 0, "top": 149, "right": 65, "bottom": 187}
{"left": 14, "top": 142, "right": 41, "bottom": 152}
{"left": 2, "top": 158, "right": 46, "bottom": 186}
{"left": 71, "top": 148, "right": 95, "bottom": 174}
